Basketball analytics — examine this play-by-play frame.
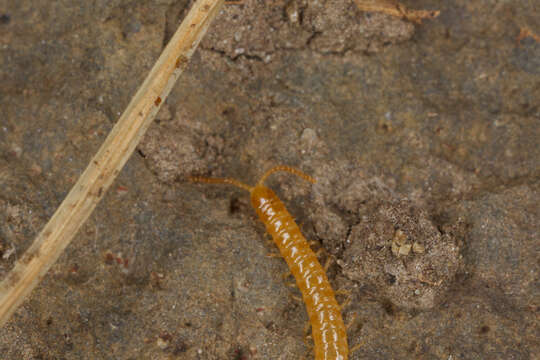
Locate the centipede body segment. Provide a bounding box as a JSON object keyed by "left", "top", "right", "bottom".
{"left": 190, "top": 166, "right": 348, "bottom": 360}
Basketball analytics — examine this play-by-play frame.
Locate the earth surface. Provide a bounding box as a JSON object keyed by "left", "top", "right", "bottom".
{"left": 0, "top": 0, "right": 538, "bottom": 359}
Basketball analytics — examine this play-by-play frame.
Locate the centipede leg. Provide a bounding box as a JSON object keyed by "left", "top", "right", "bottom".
{"left": 281, "top": 271, "right": 296, "bottom": 288}
{"left": 340, "top": 298, "right": 351, "bottom": 310}
{"left": 323, "top": 256, "right": 332, "bottom": 272}
{"left": 285, "top": 282, "right": 297, "bottom": 289}
{"left": 308, "top": 240, "right": 319, "bottom": 248}
{"left": 335, "top": 288, "right": 352, "bottom": 310}
{"left": 302, "top": 321, "right": 316, "bottom": 360}
{"left": 345, "top": 312, "right": 363, "bottom": 355}
{"left": 345, "top": 311, "right": 357, "bottom": 330}
{"left": 266, "top": 251, "right": 282, "bottom": 258}
{"left": 303, "top": 321, "right": 312, "bottom": 345}
{"left": 349, "top": 341, "right": 364, "bottom": 354}
{"left": 311, "top": 242, "right": 334, "bottom": 271}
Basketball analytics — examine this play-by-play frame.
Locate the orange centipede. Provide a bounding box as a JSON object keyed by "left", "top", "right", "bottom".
{"left": 190, "top": 165, "right": 348, "bottom": 360}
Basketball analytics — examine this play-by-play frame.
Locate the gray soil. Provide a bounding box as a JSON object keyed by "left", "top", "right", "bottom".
{"left": 0, "top": 0, "right": 538, "bottom": 359}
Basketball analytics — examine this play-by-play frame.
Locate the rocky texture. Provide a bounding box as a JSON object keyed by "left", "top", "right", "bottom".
{"left": 1, "top": 0, "right": 538, "bottom": 359}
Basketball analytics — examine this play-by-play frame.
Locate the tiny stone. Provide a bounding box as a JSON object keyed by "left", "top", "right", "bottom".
{"left": 301, "top": 128, "right": 317, "bottom": 142}
{"left": 285, "top": 1, "right": 299, "bottom": 24}
{"left": 413, "top": 242, "right": 425, "bottom": 254}
{"left": 398, "top": 243, "right": 412, "bottom": 256}
{"left": 393, "top": 229, "right": 407, "bottom": 245}
{"left": 11, "top": 144, "right": 22, "bottom": 158}
{"left": 156, "top": 337, "right": 169, "bottom": 350}
{"left": 391, "top": 241, "right": 400, "bottom": 256}
{"left": 30, "top": 163, "right": 42, "bottom": 175}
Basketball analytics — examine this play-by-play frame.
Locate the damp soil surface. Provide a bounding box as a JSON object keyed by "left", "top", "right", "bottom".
{"left": 0, "top": 0, "right": 538, "bottom": 359}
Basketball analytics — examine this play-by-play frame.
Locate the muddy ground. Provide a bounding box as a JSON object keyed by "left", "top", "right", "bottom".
{"left": 0, "top": 0, "right": 538, "bottom": 359}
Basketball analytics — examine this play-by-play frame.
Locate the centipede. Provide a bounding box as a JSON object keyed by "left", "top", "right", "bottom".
{"left": 190, "top": 165, "right": 348, "bottom": 360}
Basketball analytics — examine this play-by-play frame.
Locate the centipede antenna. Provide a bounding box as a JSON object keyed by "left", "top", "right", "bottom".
{"left": 189, "top": 176, "right": 253, "bottom": 192}
{"left": 257, "top": 165, "right": 316, "bottom": 187}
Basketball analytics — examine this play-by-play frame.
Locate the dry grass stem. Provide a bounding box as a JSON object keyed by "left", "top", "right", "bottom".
{"left": 0, "top": 0, "right": 225, "bottom": 327}
{"left": 354, "top": 0, "right": 440, "bottom": 24}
